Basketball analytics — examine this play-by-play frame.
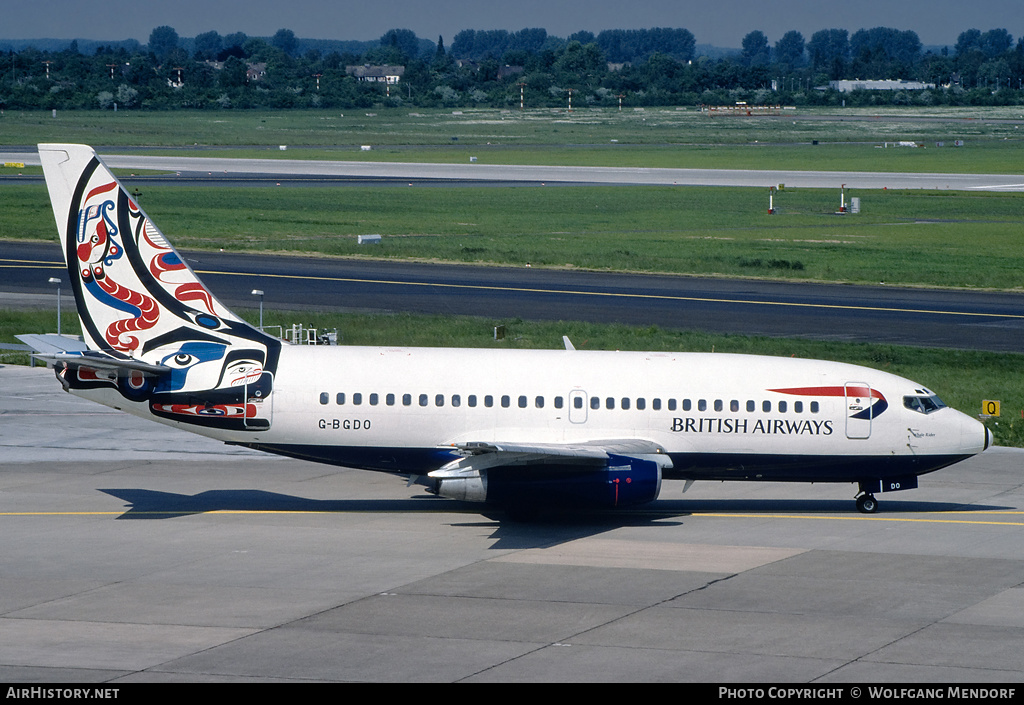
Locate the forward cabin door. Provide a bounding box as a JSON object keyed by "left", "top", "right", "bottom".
{"left": 845, "top": 382, "right": 872, "bottom": 439}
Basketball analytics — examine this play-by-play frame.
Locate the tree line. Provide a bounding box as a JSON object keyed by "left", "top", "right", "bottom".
{"left": 1, "top": 24, "right": 1022, "bottom": 112}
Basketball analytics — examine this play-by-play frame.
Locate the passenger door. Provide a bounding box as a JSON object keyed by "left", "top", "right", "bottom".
{"left": 845, "top": 382, "right": 872, "bottom": 439}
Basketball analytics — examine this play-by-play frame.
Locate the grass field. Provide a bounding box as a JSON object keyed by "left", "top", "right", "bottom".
{"left": 4, "top": 181, "right": 1022, "bottom": 289}
{"left": 3, "top": 106, "right": 1024, "bottom": 173}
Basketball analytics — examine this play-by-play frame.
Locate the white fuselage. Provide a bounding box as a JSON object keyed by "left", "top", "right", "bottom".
{"left": 79, "top": 345, "right": 988, "bottom": 484}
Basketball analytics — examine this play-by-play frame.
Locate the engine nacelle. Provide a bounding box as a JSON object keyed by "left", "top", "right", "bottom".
{"left": 435, "top": 454, "right": 662, "bottom": 510}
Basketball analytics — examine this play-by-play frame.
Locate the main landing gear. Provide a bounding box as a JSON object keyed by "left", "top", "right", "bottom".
{"left": 855, "top": 491, "right": 879, "bottom": 514}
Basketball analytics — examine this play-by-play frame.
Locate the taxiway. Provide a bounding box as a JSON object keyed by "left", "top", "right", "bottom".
{"left": 2, "top": 365, "right": 1023, "bottom": 682}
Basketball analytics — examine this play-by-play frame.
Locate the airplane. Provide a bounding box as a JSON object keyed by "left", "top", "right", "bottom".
{"left": 25, "top": 143, "right": 991, "bottom": 516}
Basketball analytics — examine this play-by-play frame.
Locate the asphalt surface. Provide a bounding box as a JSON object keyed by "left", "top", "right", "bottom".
{"left": 3, "top": 364, "right": 1024, "bottom": 683}
{"left": 4, "top": 239, "right": 1024, "bottom": 352}
{"left": 3, "top": 149, "right": 1024, "bottom": 191}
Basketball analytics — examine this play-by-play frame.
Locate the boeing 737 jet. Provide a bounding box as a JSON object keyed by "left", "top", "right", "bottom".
{"left": 24, "top": 144, "right": 991, "bottom": 515}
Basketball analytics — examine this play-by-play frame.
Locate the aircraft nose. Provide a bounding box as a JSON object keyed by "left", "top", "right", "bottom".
{"left": 962, "top": 412, "right": 992, "bottom": 454}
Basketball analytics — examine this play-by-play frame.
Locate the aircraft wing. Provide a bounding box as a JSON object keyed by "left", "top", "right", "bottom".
{"left": 430, "top": 438, "right": 674, "bottom": 478}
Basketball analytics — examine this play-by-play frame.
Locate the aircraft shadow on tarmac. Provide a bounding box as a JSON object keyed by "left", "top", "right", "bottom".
{"left": 97, "top": 487, "right": 683, "bottom": 547}
{"left": 98, "top": 488, "right": 1006, "bottom": 524}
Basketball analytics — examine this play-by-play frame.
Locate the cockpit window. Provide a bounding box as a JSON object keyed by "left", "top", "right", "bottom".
{"left": 903, "top": 394, "right": 947, "bottom": 414}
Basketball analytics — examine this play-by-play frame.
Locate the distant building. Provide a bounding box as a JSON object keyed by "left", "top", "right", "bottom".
{"left": 204, "top": 60, "right": 267, "bottom": 82}
{"left": 246, "top": 62, "right": 267, "bottom": 82}
{"left": 497, "top": 65, "right": 524, "bottom": 79}
{"left": 346, "top": 65, "right": 405, "bottom": 84}
{"left": 828, "top": 79, "right": 935, "bottom": 92}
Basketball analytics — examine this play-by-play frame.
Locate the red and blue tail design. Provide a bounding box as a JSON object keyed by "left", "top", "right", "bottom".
{"left": 38, "top": 144, "right": 280, "bottom": 432}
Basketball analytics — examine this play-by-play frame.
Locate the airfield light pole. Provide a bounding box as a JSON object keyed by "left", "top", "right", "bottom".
{"left": 518, "top": 82, "right": 526, "bottom": 110}
{"left": 48, "top": 277, "right": 62, "bottom": 335}
{"left": 252, "top": 289, "right": 265, "bottom": 329}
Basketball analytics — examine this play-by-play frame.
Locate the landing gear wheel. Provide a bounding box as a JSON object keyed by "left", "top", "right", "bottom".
{"left": 856, "top": 493, "right": 878, "bottom": 514}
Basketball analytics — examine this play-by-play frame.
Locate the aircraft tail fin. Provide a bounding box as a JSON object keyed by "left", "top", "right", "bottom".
{"left": 38, "top": 144, "right": 255, "bottom": 353}
{"left": 37, "top": 144, "right": 280, "bottom": 432}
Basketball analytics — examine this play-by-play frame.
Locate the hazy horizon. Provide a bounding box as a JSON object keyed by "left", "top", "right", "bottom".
{"left": 1, "top": 0, "right": 1019, "bottom": 49}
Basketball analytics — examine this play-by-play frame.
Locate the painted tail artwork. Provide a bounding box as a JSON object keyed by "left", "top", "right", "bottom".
{"left": 37, "top": 144, "right": 282, "bottom": 432}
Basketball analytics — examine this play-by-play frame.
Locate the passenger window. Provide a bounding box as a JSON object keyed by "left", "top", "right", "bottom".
{"left": 779, "top": 400, "right": 787, "bottom": 413}
{"left": 419, "top": 394, "right": 428, "bottom": 407}
{"left": 636, "top": 398, "right": 645, "bottom": 411}
{"left": 518, "top": 396, "right": 527, "bottom": 408}
{"left": 698, "top": 399, "right": 707, "bottom": 412}
{"left": 746, "top": 400, "right": 755, "bottom": 412}
{"left": 353, "top": 393, "right": 362, "bottom": 405}
{"left": 403, "top": 393, "right": 412, "bottom": 406}
{"left": 336, "top": 392, "right": 345, "bottom": 405}
{"left": 370, "top": 393, "right": 379, "bottom": 406}
{"left": 606, "top": 397, "right": 615, "bottom": 410}
{"left": 653, "top": 398, "right": 661, "bottom": 410}
{"left": 554, "top": 396, "right": 564, "bottom": 409}
{"left": 621, "top": 397, "right": 630, "bottom": 410}
{"left": 535, "top": 396, "right": 544, "bottom": 408}
{"left": 386, "top": 393, "right": 395, "bottom": 406}
{"left": 681, "top": 399, "right": 690, "bottom": 411}
{"left": 714, "top": 400, "right": 723, "bottom": 412}
{"left": 810, "top": 401, "right": 819, "bottom": 413}
{"left": 591, "top": 397, "right": 600, "bottom": 410}
{"left": 435, "top": 394, "right": 444, "bottom": 407}
{"left": 668, "top": 399, "right": 677, "bottom": 411}
{"left": 763, "top": 400, "right": 771, "bottom": 412}
{"left": 485, "top": 395, "right": 494, "bottom": 408}
{"left": 794, "top": 401, "right": 803, "bottom": 413}
{"left": 501, "top": 395, "right": 510, "bottom": 408}
{"left": 319, "top": 392, "right": 329, "bottom": 405}
{"left": 468, "top": 395, "right": 477, "bottom": 407}
{"left": 452, "top": 394, "right": 461, "bottom": 407}
{"left": 574, "top": 396, "right": 584, "bottom": 409}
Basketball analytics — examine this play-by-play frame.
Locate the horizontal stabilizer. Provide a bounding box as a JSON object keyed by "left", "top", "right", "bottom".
{"left": 15, "top": 333, "right": 89, "bottom": 355}
{"left": 18, "top": 333, "right": 169, "bottom": 375}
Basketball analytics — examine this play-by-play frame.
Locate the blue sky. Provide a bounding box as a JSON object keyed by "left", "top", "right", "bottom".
{"left": 2, "top": 0, "right": 1020, "bottom": 48}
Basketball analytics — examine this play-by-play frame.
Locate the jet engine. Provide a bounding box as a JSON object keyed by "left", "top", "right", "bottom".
{"left": 433, "top": 454, "right": 662, "bottom": 510}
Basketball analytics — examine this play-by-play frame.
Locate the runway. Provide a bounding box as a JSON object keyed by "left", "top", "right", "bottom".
{"left": 4, "top": 240, "right": 1024, "bottom": 352}
{"left": 3, "top": 149, "right": 1024, "bottom": 191}
{"left": 2, "top": 364, "right": 1024, "bottom": 682}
